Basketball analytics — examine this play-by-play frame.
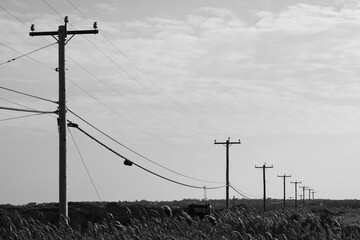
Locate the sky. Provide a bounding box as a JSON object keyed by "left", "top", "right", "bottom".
{"left": 1, "top": 0, "right": 360, "bottom": 205}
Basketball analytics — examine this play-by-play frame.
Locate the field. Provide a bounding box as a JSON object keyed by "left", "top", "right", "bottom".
{"left": 1, "top": 200, "right": 360, "bottom": 239}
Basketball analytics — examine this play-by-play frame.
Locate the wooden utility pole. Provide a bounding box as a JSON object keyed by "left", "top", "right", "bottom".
{"left": 29, "top": 17, "right": 98, "bottom": 220}
{"left": 299, "top": 186, "right": 309, "bottom": 206}
{"left": 255, "top": 163, "right": 273, "bottom": 211}
{"left": 311, "top": 190, "right": 316, "bottom": 200}
{"left": 308, "top": 188, "right": 313, "bottom": 200}
{"left": 214, "top": 137, "right": 241, "bottom": 209}
{"left": 290, "top": 180, "right": 302, "bottom": 208}
{"left": 277, "top": 174, "right": 291, "bottom": 208}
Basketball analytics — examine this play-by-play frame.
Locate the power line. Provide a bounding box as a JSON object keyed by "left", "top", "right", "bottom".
{"left": 229, "top": 183, "right": 252, "bottom": 199}
{"left": 100, "top": 32, "right": 210, "bottom": 128}
{"left": 67, "top": 77, "right": 209, "bottom": 165}
{"left": 40, "top": 0, "right": 63, "bottom": 19}
{"left": 229, "top": 182, "right": 261, "bottom": 198}
{"left": 6, "top": 2, "right": 221, "bottom": 188}
{"left": 0, "top": 113, "right": 45, "bottom": 122}
{"left": 3, "top": 5, "right": 217, "bottom": 184}
{"left": 0, "top": 97, "right": 34, "bottom": 110}
{"left": 68, "top": 121, "right": 226, "bottom": 190}
{"left": 0, "top": 106, "right": 57, "bottom": 114}
{"left": 64, "top": 0, "right": 88, "bottom": 20}
{"left": 0, "top": 42, "right": 55, "bottom": 70}
{"left": 38, "top": 1, "right": 216, "bottom": 165}
{"left": 67, "top": 108, "right": 223, "bottom": 184}
{"left": 67, "top": 56, "right": 202, "bottom": 137}
{"left": 68, "top": 127, "right": 102, "bottom": 201}
{"left": 0, "top": 42, "right": 57, "bottom": 66}
{"left": 0, "top": 5, "right": 29, "bottom": 26}
{"left": 63, "top": 0, "right": 211, "bottom": 130}
{"left": 0, "top": 85, "right": 57, "bottom": 104}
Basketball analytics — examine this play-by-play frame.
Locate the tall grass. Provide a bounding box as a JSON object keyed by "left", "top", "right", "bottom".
{"left": 1, "top": 206, "right": 360, "bottom": 239}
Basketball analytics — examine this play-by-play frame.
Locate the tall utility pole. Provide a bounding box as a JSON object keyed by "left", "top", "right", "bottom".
{"left": 308, "top": 188, "right": 313, "bottom": 200}
{"left": 255, "top": 163, "right": 273, "bottom": 211}
{"left": 214, "top": 137, "right": 241, "bottom": 209}
{"left": 29, "top": 17, "right": 98, "bottom": 220}
{"left": 277, "top": 174, "right": 291, "bottom": 208}
{"left": 299, "top": 186, "right": 308, "bottom": 206}
{"left": 290, "top": 181, "right": 302, "bottom": 208}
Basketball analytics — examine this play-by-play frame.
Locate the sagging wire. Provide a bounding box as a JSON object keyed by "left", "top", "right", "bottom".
{"left": 229, "top": 183, "right": 262, "bottom": 199}
{"left": 67, "top": 120, "right": 226, "bottom": 190}
{"left": 67, "top": 108, "right": 224, "bottom": 184}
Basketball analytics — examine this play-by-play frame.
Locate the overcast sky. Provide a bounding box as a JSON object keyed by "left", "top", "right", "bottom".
{"left": 1, "top": 0, "right": 360, "bottom": 205}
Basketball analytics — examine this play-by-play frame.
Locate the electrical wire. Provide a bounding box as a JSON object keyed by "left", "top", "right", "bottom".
{"left": 67, "top": 77, "right": 210, "bottom": 164}
{"left": 229, "top": 184, "right": 252, "bottom": 200}
{"left": 0, "top": 106, "right": 57, "bottom": 114}
{"left": 67, "top": 56, "right": 202, "bottom": 136}
{"left": 0, "top": 113, "right": 45, "bottom": 122}
{"left": 0, "top": 86, "right": 57, "bottom": 104}
{"left": 68, "top": 121, "right": 226, "bottom": 190}
{"left": 0, "top": 42, "right": 55, "bottom": 70}
{"left": 3, "top": 5, "right": 213, "bottom": 167}
{"left": 37, "top": 0, "right": 218, "bottom": 165}
{"left": 60, "top": 0, "right": 212, "bottom": 130}
{"left": 0, "top": 42, "right": 57, "bottom": 66}
{"left": 67, "top": 108, "right": 224, "bottom": 184}
{"left": 0, "top": 97, "right": 57, "bottom": 120}
{"left": 0, "top": 97, "right": 35, "bottom": 110}
{"left": 229, "top": 182, "right": 262, "bottom": 199}
{"left": 4, "top": 3, "right": 220, "bottom": 181}
{"left": 0, "top": 5, "right": 29, "bottom": 26}
{"left": 68, "top": 126, "right": 102, "bottom": 201}
{"left": 101, "top": 33, "right": 211, "bottom": 129}
{"left": 68, "top": 0, "right": 209, "bottom": 128}
{"left": 40, "top": 0, "right": 63, "bottom": 18}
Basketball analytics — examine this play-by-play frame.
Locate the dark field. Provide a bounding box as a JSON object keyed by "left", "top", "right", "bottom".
{"left": 1, "top": 199, "right": 360, "bottom": 239}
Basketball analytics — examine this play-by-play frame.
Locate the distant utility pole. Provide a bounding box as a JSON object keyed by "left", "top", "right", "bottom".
{"left": 29, "top": 17, "right": 98, "bottom": 221}
{"left": 203, "top": 186, "right": 207, "bottom": 201}
{"left": 299, "top": 186, "right": 309, "bottom": 206}
{"left": 214, "top": 137, "right": 241, "bottom": 209}
{"left": 311, "top": 190, "right": 316, "bottom": 200}
{"left": 308, "top": 188, "right": 313, "bottom": 200}
{"left": 255, "top": 163, "right": 273, "bottom": 211}
{"left": 277, "top": 174, "right": 291, "bottom": 208}
{"left": 290, "top": 181, "right": 302, "bottom": 208}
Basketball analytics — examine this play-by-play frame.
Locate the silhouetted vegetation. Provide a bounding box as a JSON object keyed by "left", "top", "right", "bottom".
{"left": 1, "top": 199, "right": 360, "bottom": 239}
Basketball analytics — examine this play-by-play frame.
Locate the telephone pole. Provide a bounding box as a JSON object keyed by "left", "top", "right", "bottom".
{"left": 29, "top": 17, "right": 98, "bottom": 220}
{"left": 299, "top": 186, "right": 309, "bottom": 206}
{"left": 255, "top": 163, "right": 273, "bottom": 211}
{"left": 311, "top": 190, "right": 316, "bottom": 200}
{"left": 277, "top": 174, "right": 291, "bottom": 208}
{"left": 308, "top": 188, "right": 313, "bottom": 200}
{"left": 214, "top": 137, "right": 241, "bottom": 209}
{"left": 290, "top": 181, "right": 302, "bottom": 208}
